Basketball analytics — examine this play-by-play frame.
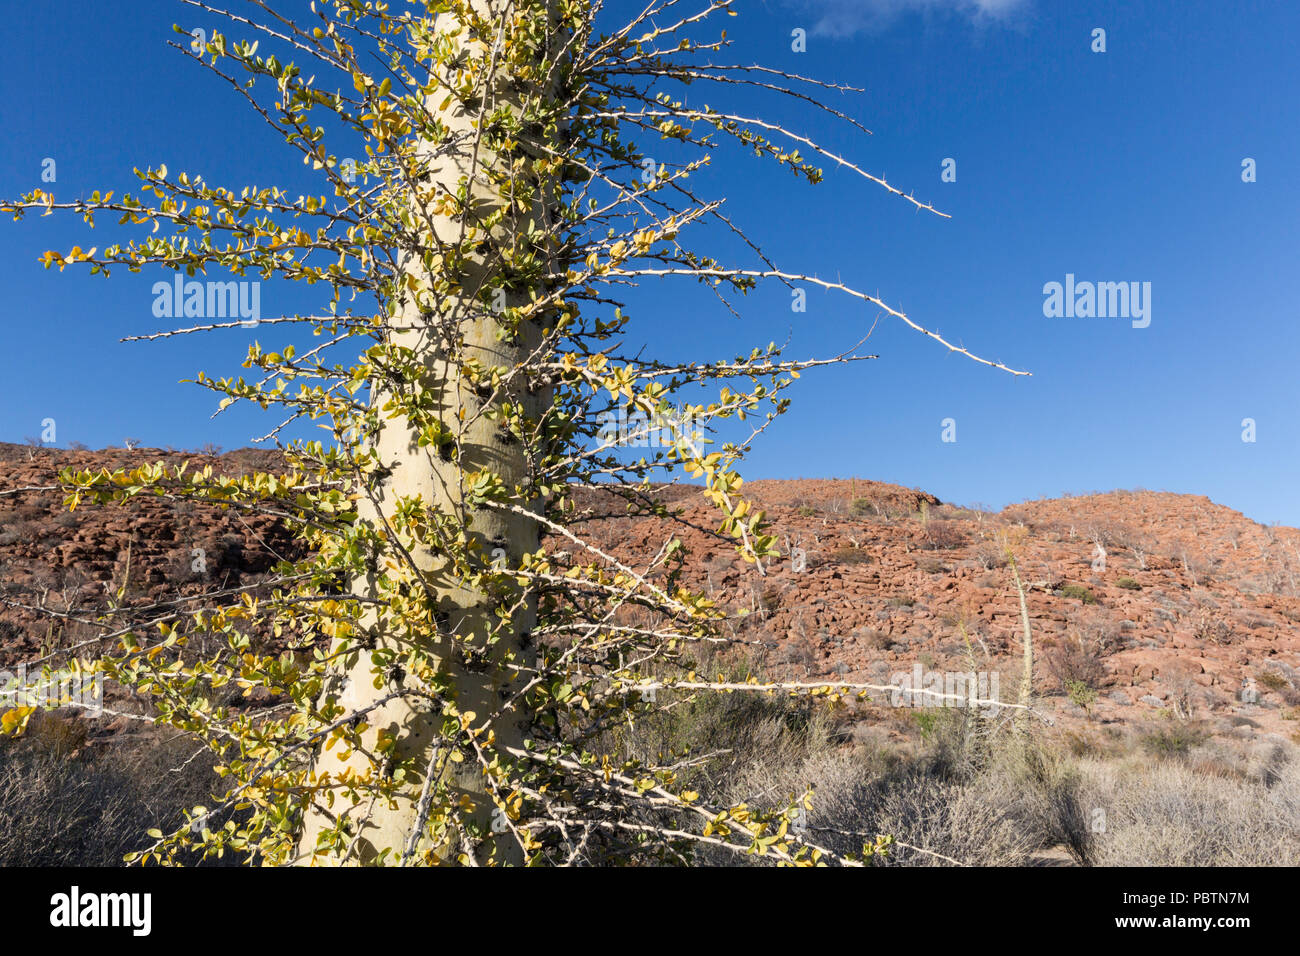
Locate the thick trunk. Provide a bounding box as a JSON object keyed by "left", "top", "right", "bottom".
{"left": 299, "top": 1, "right": 554, "bottom": 865}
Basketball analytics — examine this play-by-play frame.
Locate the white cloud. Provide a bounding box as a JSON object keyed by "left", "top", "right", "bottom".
{"left": 791, "top": 0, "right": 1030, "bottom": 37}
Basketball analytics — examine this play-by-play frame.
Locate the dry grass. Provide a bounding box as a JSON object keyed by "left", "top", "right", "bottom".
{"left": 6, "top": 659, "right": 1299, "bottom": 867}
{"left": 605, "top": 658, "right": 1300, "bottom": 867}
{"left": 0, "top": 713, "right": 222, "bottom": 866}
{"left": 1074, "top": 752, "right": 1300, "bottom": 865}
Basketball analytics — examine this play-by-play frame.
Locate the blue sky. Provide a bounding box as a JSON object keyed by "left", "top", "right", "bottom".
{"left": 1, "top": 0, "right": 1297, "bottom": 524}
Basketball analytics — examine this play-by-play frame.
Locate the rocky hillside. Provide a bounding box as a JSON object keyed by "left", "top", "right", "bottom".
{"left": 0, "top": 443, "right": 303, "bottom": 667}
{"left": 2, "top": 444, "right": 1298, "bottom": 744}
{"left": 568, "top": 478, "right": 1300, "bottom": 739}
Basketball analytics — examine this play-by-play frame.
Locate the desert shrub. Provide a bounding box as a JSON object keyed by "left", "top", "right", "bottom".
{"left": 164, "top": 549, "right": 204, "bottom": 585}
{"left": 794, "top": 505, "right": 816, "bottom": 517}
{"left": 1065, "top": 679, "right": 1099, "bottom": 712}
{"left": 1140, "top": 722, "right": 1209, "bottom": 760}
{"left": 1116, "top": 577, "right": 1141, "bottom": 590}
{"left": 1045, "top": 635, "right": 1107, "bottom": 692}
{"left": 1257, "top": 673, "right": 1300, "bottom": 706}
{"left": 13, "top": 503, "right": 45, "bottom": 522}
{"left": 0, "top": 524, "right": 31, "bottom": 546}
{"left": 596, "top": 644, "right": 1045, "bottom": 867}
{"left": 859, "top": 628, "right": 893, "bottom": 651}
{"left": 0, "top": 717, "right": 222, "bottom": 866}
{"left": 1060, "top": 584, "right": 1097, "bottom": 604}
{"left": 608, "top": 662, "right": 1300, "bottom": 867}
{"left": 1190, "top": 609, "right": 1234, "bottom": 645}
{"left": 857, "top": 772, "right": 1037, "bottom": 866}
{"left": 919, "top": 520, "right": 966, "bottom": 551}
{"left": 1060, "top": 730, "right": 1124, "bottom": 760}
{"left": 1075, "top": 753, "right": 1300, "bottom": 866}
{"left": 912, "top": 710, "right": 941, "bottom": 739}
{"left": 1256, "top": 670, "right": 1290, "bottom": 693}
{"left": 850, "top": 498, "right": 875, "bottom": 516}
{"left": 612, "top": 680, "right": 812, "bottom": 773}
{"left": 973, "top": 543, "right": 1007, "bottom": 570}
{"left": 700, "top": 708, "right": 1036, "bottom": 866}
{"left": 1013, "top": 744, "right": 1096, "bottom": 865}
{"left": 28, "top": 713, "right": 89, "bottom": 758}
{"left": 1073, "top": 607, "right": 1123, "bottom": 656}
{"left": 217, "top": 533, "right": 245, "bottom": 566}
{"left": 829, "top": 546, "right": 870, "bottom": 565}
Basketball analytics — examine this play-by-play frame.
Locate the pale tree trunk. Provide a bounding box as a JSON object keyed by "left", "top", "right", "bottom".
{"left": 299, "top": 1, "right": 557, "bottom": 865}
{"left": 1009, "top": 555, "right": 1035, "bottom": 736}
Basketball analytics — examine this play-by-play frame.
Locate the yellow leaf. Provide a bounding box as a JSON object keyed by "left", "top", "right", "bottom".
{"left": 0, "top": 707, "right": 36, "bottom": 736}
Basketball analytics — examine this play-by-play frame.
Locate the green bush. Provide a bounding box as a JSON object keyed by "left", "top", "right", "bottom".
{"left": 1065, "top": 679, "right": 1098, "bottom": 712}
{"left": 912, "top": 711, "right": 941, "bottom": 739}
{"left": 1140, "top": 723, "right": 1208, "bottom": 760}
{"left": 1061, "top": 584, "right": 1097, "bottom": 604}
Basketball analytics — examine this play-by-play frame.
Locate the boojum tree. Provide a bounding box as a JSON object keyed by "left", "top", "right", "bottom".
{"left": 1, "top": 0, "right": 1026, "bottom": 865}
